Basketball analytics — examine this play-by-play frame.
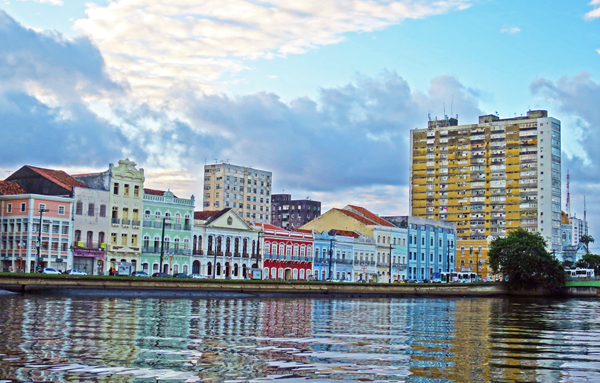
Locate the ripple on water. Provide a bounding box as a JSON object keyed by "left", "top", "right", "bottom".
{"left": 0, "top": 297, "right": 599, "bottom": 382}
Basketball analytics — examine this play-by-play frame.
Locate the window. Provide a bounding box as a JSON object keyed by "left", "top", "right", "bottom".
{"left": 61, "top": 225, "right": 68, "bottom": 234}
{"left": 76, "top": 201, "right": 83, "bottom": 215}
{"left": 58, "top": 206, "right": 65, "bottom": 215}
{"left": 131, "top": 234, "right": 138, "bottom": 246}
{"left": 99, "top": 232, "right": 105, "bottom": 245}
{"left": 121, "top": 234, "right": 127, "bottom": 246}
{"left": 100, "top": 205, "right": 106, "bottom": 217}
{"left": 88, "top": 203, "right": 95, "bottom": 216}
{"left": 124, "top": 184, "right": 130, "bottom": 196}
{"left": 113, "top": 183, "right": 119, "bottom": 195}
{"left": 20, "top": 203, "right": 26, "bottom": 212}
{"left": 111, "top": 233, "right": 117, "bottom": 244}
{"left": 39, "top": 203, "right": 46, "bottom": 211}
{"left": 134, "top": 185, "right": 139, "bottom": 197}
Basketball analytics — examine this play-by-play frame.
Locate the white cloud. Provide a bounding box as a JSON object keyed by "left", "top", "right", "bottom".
{"left": 500, "top": 26, "right": 521, "bottom": 34}
{"left": 17, "top": 0, "right": 63, "bottom": 5}
{"left": 585, "top": 0, "right": 600, "bottom": 20}
{"left": 74, "top": 0, "right": 472, "bottom": 101}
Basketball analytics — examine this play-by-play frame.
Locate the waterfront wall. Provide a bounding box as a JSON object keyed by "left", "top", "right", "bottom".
{"left": 0, "top": 275, "right": 508, "bottom": 297}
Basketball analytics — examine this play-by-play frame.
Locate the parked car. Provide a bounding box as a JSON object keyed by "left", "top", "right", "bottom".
{"left": 173, "top": 273, "right": 190, "bottom": 278}
{"left": 152, "top": 272, "right": 170, "bottom": 278}
{"left": 190, "top": 274, "right": 208, "bottom": 279}
{"left": 131, "top": 271, "right": 149, "bottom": 277}
{"left": 42, "top": 268, "right": 61, "bottom": 275}
{"left": 431, "top": 278, "right": 442, "bottom": 283}
{"left": 66, "top": 269, "right": 87, "bottom": 276}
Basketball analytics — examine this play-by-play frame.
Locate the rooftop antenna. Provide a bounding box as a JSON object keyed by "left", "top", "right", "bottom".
{"left": 443, "top": 103, "right": 446, "bottom": 118}
{"left": 566, "top": 170, "right": 571, "bottom": 217}
{"left": 428, "top": 113, "right": 431, "bottom": 121}
{"left": 584, "top": 195, "right": 587, "bottom": 222}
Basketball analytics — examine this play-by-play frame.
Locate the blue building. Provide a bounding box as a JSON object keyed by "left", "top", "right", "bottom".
{"left": 383, "top": 216, "right": 456, "bottom": 281}
{"left": 312, "top": 230, "right": 357, "bottom": 281}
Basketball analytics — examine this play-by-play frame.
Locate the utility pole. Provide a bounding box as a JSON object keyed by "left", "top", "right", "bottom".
{"left": 328, "top": 238, "right": 334, "bottom": 280}
{"left": 159, "top": 217, "right": 169, "bottom": 274}
{"left": 36, "top": 207, "right": 49, "bottom": 271}
{"left": 212, "top": 238, "right": 218, "bottom": 279}
{"left": 389, "top": 242, "right": 394, "bottom": 283}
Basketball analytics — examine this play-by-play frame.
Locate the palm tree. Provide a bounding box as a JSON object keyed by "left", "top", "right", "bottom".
{"left": 580, "top": 234, "right": 595, "bottom": 254}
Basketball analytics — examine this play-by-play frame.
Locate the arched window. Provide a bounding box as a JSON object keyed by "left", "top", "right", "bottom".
{"left": 143, "top": 236, "right": 150, "bottom": 250}
{"left": 174, "top": 238, "right": 180, "bottom": 251}
{"left": 299, "top": 269, "right": 305, "bottom": 279}
{"left": 183, "top": 238, "right": 190, "bottom": 250}
{"left": 243, "top": 238, "right": 248, "bottom": 255}
{"left": 279, "top": 244, "right": 284, "bottom": 255}
{"left": 207, "top": 262, "right": 213, "bottom": 276}
{"left": 183, "top": 265, "right": 188, "bottom": 274}
{"left": 75, "top": 230, "right": 82, "bottom": 243}
{"left": 217, "top": 236, "right": 222, "bottom": 254}
{"left": 155, "top": 211, "right": 161, "bottom": 220}
{"left": 208, "top": 236, "right": 214, "bottom": 255}
{"left": 175, "top": 213, "right": 181, "bottom": 224}
{"left": 226, "top": 237, "right": 231, "bottom": 255}
{"left": 145, "top": 210, "right": 151, "bottom": 219}
{"left": 88, "top": 203, "right": 95, "bottom": 217}
{"left": 234, "top": 238, "right": 240, "bottom": 255}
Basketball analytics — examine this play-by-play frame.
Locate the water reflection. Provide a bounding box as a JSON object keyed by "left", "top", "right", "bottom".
{"left": 0, "top": 296, "right": 599, "bottom": 382}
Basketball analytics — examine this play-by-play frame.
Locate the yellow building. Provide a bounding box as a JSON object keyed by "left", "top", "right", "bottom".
{"left": 410, "top": 110, "right": 561, "bottom": 279}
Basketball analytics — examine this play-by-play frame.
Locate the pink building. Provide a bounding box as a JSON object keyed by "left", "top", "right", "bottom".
{"left": 0, "top": 181, "right": 74, "bottom": 272}
{"left": 255, "top": 223, "right": 313, "bottom": 280}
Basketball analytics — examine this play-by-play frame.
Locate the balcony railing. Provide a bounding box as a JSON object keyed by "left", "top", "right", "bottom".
{"left": 131, "top": 220, "right": 140, "bottom": 227}
{"left": 142, "top": 247, "right": 192, "bottom": 255}
{"left": 192, "top": 249, "right": 204, "bottom": 255}
{"left": 122, "top": 219, "right": 131, "bottom": 226}
{"left": 143, "top": 221, "right": 152, "bottom": 228}
{"left": 111, "top": 218, "right": 120, "bottom": 224}
{"left": 73, "top": 241, "right": 106, "bottom": 250}
{"left": 184, "top": 224, "right": 191, "bottom": 231}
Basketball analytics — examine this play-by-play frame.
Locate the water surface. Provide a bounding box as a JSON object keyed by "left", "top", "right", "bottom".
{"left": 0, "top": 295, "right": 599, "bottom": 382}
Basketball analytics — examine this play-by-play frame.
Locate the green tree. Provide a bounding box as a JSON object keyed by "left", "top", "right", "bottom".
{"left": 575, "top": 253, "right": 600, "bottom": 272}
{"left": 489, "top": 228, "right": 566, "bottom": 293}
{"left": 563, "top": 259, "right": 574, "bottom": 269}
{"left": 580, "top": 234, "right": 595, "bottom": 254}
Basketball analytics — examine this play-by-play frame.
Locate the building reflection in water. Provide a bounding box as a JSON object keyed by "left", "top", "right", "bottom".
{"left": 1, "top": 296, "right": 600, "bottom": 382}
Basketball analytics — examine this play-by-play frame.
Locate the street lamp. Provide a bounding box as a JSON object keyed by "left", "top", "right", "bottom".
{"left": 36, "top": 207, "right": 49, "bottom": 271}
{"left": 159, "top": 217, "right": 171, "bottom": 274}
{"left": 18, "top": 242, "right": 26, "bottom": 273}
{"left": 389, "top": 242, "right": 394, "bottom": 283}
{"left": 328, "top": 238, "right": 335, "bottom": 280}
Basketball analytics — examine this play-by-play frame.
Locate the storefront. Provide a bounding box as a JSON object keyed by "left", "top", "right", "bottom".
{"left": 73, "top": 249, "right": 104, "bottom": 275}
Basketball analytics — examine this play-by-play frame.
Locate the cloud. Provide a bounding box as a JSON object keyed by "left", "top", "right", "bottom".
{"left": 585, "top": 0, "right": 600, "bottom": 20}
{"left": 74, "top": 0, "right": 473, "bottom": 100}
{"left": 530, "top": 72, "right": 600, "bottom": 237}
{"left": 0, "top": 11, "right": 126, "bottom": 166}
{"left": 500, "top": 26, "right": 521, "bottom": 34}
{"left": 0, "top": 10, "right": 123, "bottom": 101}
{"left": 17, "top": 0, "right": 63, "bottom": 5}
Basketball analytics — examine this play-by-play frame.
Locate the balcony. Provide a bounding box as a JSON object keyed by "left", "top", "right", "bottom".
{"left": 143, "top": 221, "right": 152, "bottom": 228}
{"left": 73, "top": 241, "right": 106, "bottom": 250}
{"left": 111, "top": 218, "right": 120, "bottom": 225}
{"left": 192, "top": 249, "right": 204, "bottom": 256}
{"left": 184, "top": 224, "right": 192, "bottom": 231}
{"left": 173, "top": 223, "right": 182, "bottom": 230}
{"left": 122, "top": 219, "right": 131, "bottom": 226}
{"left": 131, "top": 220, "right": 140, "bottom": 227}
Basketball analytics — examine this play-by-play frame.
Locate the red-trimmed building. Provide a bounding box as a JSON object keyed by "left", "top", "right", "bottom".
{"left": 254, "top": 223, "right": 313, "bottom": 280}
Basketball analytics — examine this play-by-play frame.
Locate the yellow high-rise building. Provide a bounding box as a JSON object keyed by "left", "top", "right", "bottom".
{"left": 410, "top": 110, "right": 561, "bottom": 279}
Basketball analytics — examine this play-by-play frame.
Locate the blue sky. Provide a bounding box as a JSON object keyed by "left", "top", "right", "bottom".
{"left": 1, "top": 0, "right": 599, "bottom": 243}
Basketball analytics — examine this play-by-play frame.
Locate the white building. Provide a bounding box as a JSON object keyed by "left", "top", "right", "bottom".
{"left": 203, "top": 162, "right": 272, "bottom": 224}
{"left": 570, "top": 214, "right": 589, "bottom": 246}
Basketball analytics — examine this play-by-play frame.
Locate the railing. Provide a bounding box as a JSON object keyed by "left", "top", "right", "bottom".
{"left": 131, "top": 220, "right": 140, "bottom": 227}
{"left": 122, "top": 220, "right": 131, "bottom": 226}
{"left": 173, "top": 223, "right": 182, "bottom": 230}
{"left": 143, "top": 221, "right": 152, "bottom": 228}
{"left": 142, "top": 247, "right": 192, "bottom": 255}
{"left": 73, "top": 241, "right": 106, "bottom": 249}
{"left": 192, "top": 250, "right": 204, "bottom": 255}
{"left": 154, "top": 222, "right": 162, "bottom": 229}
{"left": 184, "top": 224, "right": 191, "bottom": 231}
{"left": 111, "top": 218, "right": 120, "bottom": 224}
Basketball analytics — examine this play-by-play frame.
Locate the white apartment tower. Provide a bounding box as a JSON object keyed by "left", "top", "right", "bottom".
{"left": 203, "top": 162, "right": 273, "bottom": 224}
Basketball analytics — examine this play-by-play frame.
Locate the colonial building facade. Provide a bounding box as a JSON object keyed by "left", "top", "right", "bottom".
{"left": 141, "top": 189, "right": 194, "bottom": 275}
{"left": 260, "top": 224, "right": 313, "bottom": 280}
{"left": 192, "top": 209, "right": 259, "bottom": 278}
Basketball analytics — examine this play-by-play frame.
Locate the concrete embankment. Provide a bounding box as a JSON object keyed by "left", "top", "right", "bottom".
{"left": 0, "top": 274, "right": 509, "bottom": 298}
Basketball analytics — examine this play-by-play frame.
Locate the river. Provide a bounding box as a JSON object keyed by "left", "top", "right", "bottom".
{"left": 0, "top": 295, "right": 599, "bottom": 382}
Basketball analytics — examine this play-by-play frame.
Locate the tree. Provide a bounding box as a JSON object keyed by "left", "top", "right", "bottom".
{"left": 580, "top": 234, "right": 595, "bottom": 254}
{"left": 575, "top": 253, "right": 600, "bottom": 272}
{"left": 563, "top": 260, "right": 574, "bottom": 269}
{"left": 489, "top": 228, "right": 566, "bottom": 293}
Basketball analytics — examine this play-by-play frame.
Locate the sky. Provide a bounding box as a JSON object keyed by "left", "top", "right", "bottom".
{"left": 1, "top": 0, "right": 599, "bottom": 247}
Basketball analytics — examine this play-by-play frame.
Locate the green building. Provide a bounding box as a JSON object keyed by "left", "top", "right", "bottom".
{"left": 140, "top": 189, "right": 195, "bottom": 274}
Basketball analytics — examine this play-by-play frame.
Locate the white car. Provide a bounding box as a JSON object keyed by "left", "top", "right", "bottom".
{"left": 67, "top": 269, "right": 87, "bottom": 276}
{"left": 191, "top": 274, "right": 209, "bottom": 279}
{"left": 42, "top": 268, "right": 61, "bottom": 275}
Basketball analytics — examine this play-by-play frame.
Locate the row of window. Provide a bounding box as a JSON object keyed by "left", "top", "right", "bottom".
{"left": 75, "top": 201, "right": 106, "bottom": 217}
{"left": 113, "top": 183, "right": 140, "bottom": 197}
{"left": 2, "top": 222, "right": 68, "bottom": 235}
{"left": 5, "top": 203, "right": 65, "bottom": 215}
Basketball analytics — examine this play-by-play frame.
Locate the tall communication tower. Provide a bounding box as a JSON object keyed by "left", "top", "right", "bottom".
{"left": 566, "top": 170, "right": 571, "bottom": 217}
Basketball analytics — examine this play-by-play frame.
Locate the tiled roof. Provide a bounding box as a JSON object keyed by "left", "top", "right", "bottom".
{"left": 143, "top": 188, "right": 179, "bottom": 198}
{"left": 331, "top": 229, "right": 360, "bottom": 238}
{"left": 334, "top": 208, "right": 377, "bottom": 226}
{"left": 204, "top": 208, "right": 231, "bottom": 224}
{"left": 346, "top": 205, "right": 395, "bottom": 227}
{"left": 253, "top": 223, "right": 289, "bottom": 232}
{"left": 292, "top": 228, "right": 312, "bottom": 234}
{"left": 0, "top": 181, "right": 27, "bottom": 195}
{"left": 27, "top": 166, "right": 88, "bottom": 192}
{"left": 194, "top": 210, "right": 221, "bottom": 220}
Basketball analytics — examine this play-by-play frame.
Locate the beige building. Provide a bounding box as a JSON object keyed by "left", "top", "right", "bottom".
{"left": 75, "top": 159, "right": 145, "bottom": 272}
{"left": 410, "top": 110, "right": 561, "bottom": 278}
{"left": 202, "top": 162, "right": 272, "bottom": 224}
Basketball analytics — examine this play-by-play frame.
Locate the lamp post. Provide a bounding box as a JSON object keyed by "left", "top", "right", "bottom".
{"left": 328, "top": 238, "right": 335, "bottom": 280}
{"left": 18, "top": 241, "right": 26, "bottom": 273}
{"left": 159, "top": 217, "right": 171, "bottom": 274}
{"left": 36, "top": 207, "right": 49, "bottom": 271}
{"left": 389, "top": 243, "right": 394, "bottom": 283}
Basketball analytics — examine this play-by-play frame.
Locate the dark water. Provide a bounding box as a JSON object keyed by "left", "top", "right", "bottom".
{"left": 0, "top": 295, "right": 599, "bottom": 382}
